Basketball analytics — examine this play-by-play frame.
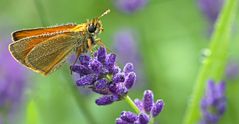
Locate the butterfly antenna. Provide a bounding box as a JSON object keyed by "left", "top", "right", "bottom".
{"left": 98, "top": 9, "right": 111, "bottom": 19}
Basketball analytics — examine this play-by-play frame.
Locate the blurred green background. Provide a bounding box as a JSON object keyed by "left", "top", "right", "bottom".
{"left": 0, "top": 0, "right": 239, "bottom": 124}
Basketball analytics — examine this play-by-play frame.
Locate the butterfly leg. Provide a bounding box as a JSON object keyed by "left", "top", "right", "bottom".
{"left": 70, "top": 46, "right": 84, "bottom": 74}
{"left": 95, "top": 38, "right": 112, "bottom": 52}
{"left": 95, "top": 38, "right": 105, "bottom": 47}
{"left": 87, "top": 38, "right": 94, "bottom": 53}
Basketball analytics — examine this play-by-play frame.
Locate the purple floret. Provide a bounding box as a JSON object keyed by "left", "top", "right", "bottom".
{"left": 143, "top": 90, "right": 154, "bottom": 113}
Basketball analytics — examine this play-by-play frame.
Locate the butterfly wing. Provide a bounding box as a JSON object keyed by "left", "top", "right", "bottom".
{"left": 25, "top": 33, "right": 81, "bottom": 75}
{"left": 9, "top": 31, "right": 72, "bottom": 66}
{"left": 12, "top": 23, "right": 77, "bottom": 41}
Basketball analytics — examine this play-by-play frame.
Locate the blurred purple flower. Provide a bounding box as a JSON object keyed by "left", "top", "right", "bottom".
{"left": 225, "top": 61, "right": 239, "bottom": 80}
{"left": 0, "top": 39, "right": 27, "bottom": 122}
{"left": 198, "top": 0, "right": 224, "bottom": 24}
{"left": 113, "top": 29, "right": 140, "bottom": 65}
{"left": 113, "top": 29, "right": 146, "bottom": 88}
{"left": 71, "top": 47, "right": 136, "bottom": 105}
{"left": 198, "top": 0, "right": 224, "bottom": 35}
{"left": 116, "top": 90, "right": 164, "bottom": 124}
{"left": 114, "top": 0, "right": 148, "bottom": 13}
{"left": 200, "top": 80, "right": 226, "bottom": 124}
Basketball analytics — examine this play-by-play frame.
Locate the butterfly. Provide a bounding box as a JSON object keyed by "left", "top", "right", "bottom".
{"left": 9, "top": 9, "right": 110, "bottom": 76}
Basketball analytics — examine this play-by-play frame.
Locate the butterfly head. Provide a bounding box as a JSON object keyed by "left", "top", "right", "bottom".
{"left": 87, "top": 19, "right": 103, "bottom": 35}
{"left": 86, "top": 9, "right": 110, "bottom": 35}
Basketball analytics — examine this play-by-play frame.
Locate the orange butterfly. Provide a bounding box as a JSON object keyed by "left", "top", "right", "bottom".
{"left": 9, "top": 9, "right": 110, "bottom": 76}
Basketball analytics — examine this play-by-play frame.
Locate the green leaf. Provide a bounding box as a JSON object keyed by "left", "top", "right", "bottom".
{"left": 26, "top": 100, "right": 39, "bottom": 124}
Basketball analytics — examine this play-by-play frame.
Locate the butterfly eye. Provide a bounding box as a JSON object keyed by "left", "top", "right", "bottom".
{"left": 88, "top": 25, "right": 96, "bottom": 33}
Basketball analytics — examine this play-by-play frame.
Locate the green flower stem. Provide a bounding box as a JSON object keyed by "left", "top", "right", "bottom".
{"left": 107, "top": 75, "right": 141, "bottom": 114}
{"left": 149, "top": 117, "right": 154, "bottom": 124}
{"left": 183, "top": 0, "right": 238, "bottom": 124}
{"left": 124, "top": 95, "right": 141, "bottom": 114}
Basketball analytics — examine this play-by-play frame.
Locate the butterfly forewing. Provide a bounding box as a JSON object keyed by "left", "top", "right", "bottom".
{"left": 12, "top": 23, "right": 77, "bottom": 41}
{"left": 25, "top": 33, "right": 80, "bottom": 75}
{"left": 9, "top": 31, "right": 72, "bottom": 66}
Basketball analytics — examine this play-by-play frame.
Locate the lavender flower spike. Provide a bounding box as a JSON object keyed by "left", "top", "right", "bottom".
{"left": 71, "top": 47, "right": 136, "bottom": 105}
{"left": 113, "top": 29, "right": 146, "bottom": 89}
{"left": 200, "top": 80, "right": 226, "bottom": 124}
{"left": 116, "top": 90, "right": 164, "bottom": 124}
